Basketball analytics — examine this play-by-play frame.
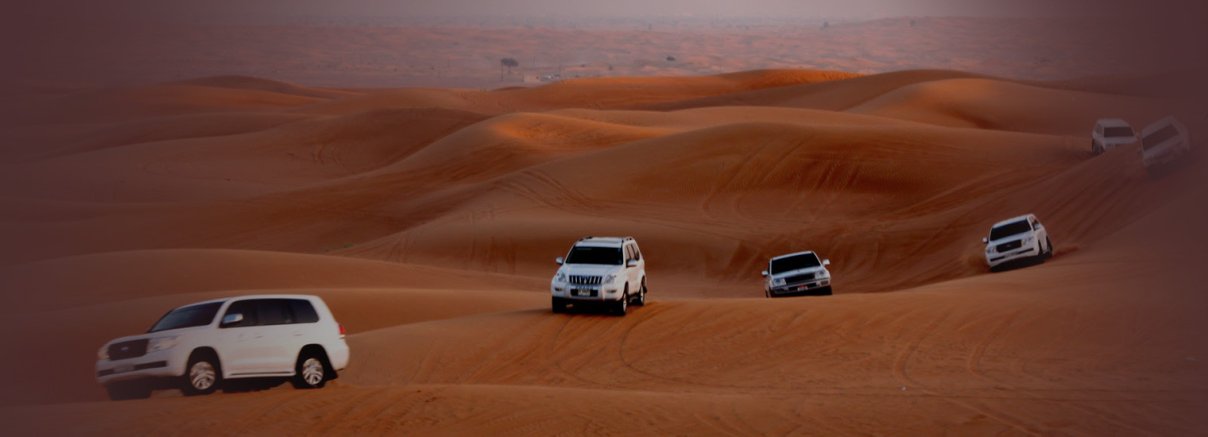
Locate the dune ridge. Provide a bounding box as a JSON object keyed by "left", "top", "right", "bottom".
{"left": 1, "top": 68, "right": 1205, "bottom": 435}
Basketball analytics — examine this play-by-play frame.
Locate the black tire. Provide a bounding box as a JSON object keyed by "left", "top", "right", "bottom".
{"left": 633, "top": 279, "right": 647, "bottom": 306}
{"left": 614, "top": 288, "right": 629, "bottom": 316}
{"left": 819, "top": 286, "right": 833, "bottom": 296}
{"left": 552, "top": 297, "right": 567, "bottom": 313}
{"left": 105, "top": 381, "right": 152, "bottom": 401}
{"left": 181, "top": 351, "right": 221, "bottom": 396}
{"left": 1044, "top": 237, "right": 1054, "bottom": 259}
{"left": 291, "top": 350, "right": 331, "bottom": 389}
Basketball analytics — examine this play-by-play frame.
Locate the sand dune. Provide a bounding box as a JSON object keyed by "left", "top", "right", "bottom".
{"left": 1, "top": 69, "right": 1205, "bottom": 434}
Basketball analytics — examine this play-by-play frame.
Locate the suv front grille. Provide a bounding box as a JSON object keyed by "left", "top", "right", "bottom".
{"left": 569, "top": 275, "right": 603, "bottom": 286}
{"left": 997, "top": 241, "right": 1023, "bottom": 252}
{"left": 784, "top": 273, "right": 816, "bottom": 285}
{"left": 108, "top": 339, "right": 149, "bottom": 360}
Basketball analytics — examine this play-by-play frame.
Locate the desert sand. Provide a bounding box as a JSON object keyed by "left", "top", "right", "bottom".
{"left": 1, "top": 68, "right": 1207, "bottom": 435}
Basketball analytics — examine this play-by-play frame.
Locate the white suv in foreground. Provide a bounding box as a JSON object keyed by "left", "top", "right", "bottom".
{"left": 983, "top": 214, "right": 1053, "bottom": 270}
{"left": 1140, "top": 116, "right": 1191, "bottom": 171}
{"left": 762, "top": 251, "right": 832, "bottom": 297}
{"left": 1091, "top": 118, "right": 1137, "bottom": 155}
{"left": 96, "top": 295, "right": 349, "bottom": 400}
{"left": 550, "top": 236, "right": 647, "bottom": 315}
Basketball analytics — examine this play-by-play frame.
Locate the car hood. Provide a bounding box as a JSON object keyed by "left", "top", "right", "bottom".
{"left": 559, "top": 264, "right": 623, "bottom": 277}
{"left": 770, "top": 267, "right": 828, "bottom": 280}
{"left": 105, "top": 325, "right": 209, "bottom": 346}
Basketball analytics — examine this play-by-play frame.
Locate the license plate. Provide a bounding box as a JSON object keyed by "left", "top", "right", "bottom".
{"left": 574, "top": 289, "right": 592, "bottom": 296}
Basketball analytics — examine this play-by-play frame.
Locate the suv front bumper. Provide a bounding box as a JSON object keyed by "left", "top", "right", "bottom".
{"left": 96, "top": 349, "right": 187, "bottom": 386}
{"left": 768, "top": 279, "right": 831, "bottom": 296}
{"left": 986, "top": 243, "right": 1040, "bottom": 267}
{"left": 551, "top": 284, "right": 626, "bottom": 302}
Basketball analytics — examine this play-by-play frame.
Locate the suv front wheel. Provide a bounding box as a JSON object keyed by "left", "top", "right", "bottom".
{"left": 614, "top": 288, "right": 629, "bottom": 316}
{"left": 633, "top": 279, "right": 647, "bottom": 306}
{"left": 181, "top": 351, "right": 221, "bottom": 396}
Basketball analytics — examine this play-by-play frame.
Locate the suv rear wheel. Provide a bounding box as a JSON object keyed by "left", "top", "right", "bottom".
{"left": 291, "top": 350, "right": 331, "bottom": 389}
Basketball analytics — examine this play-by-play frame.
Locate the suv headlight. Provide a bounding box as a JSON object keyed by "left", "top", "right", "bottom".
{"left": 555, "top": 272, "right": 567, "bottom": 282}
{"left": 148, "top": 336, "right": 179, "bottom": 352}
{"left": 97, "top": 345, "right": 109, "bottom": 361}
{"left": 603, "top": 273, "right": 618, "bottom": 283}
{"left": 1023, "top": 236, "right": 1036, "bottom": 244}
{"left": 772, "top": 278, "right": 786, "bottom": 286}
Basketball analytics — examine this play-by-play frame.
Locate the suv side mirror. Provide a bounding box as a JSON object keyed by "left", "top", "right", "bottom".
{"left": 981, "top": 237, "right": 989, "bottom": 244}
{"left": 822, "top": 259, "right": 831, "bottom": 266}
{"left": 761, "top": 270, "right": 769, "bottom": 277}
{"left": 626, "top": 259, "right": 639, "bottom": 268}
{"left": 221, "top": 313, "right": 244, "bottom": 327}
{"left": 555, "top": 257, "right": 564, "bottom": 265}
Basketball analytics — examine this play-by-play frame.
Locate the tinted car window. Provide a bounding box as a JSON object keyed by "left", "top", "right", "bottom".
{"left": 256, "top": 299, "right": 294, "bottom": 326}
{"left": 288, "top": 299, "right": 320, "bottom": 324}
{"left": 1143, "top": 125, "right": 1179, "bottom": 150}
{"left": 222, "top": 300, "right": 260, "bottom": 328}
{"left": 564, "top": 246, "right": 623, "bottom": 265}
{"left": 1104, "top": 126, "right": 1134, "bottom": 138}
{"left": 148, "top": 302, "right": 223, "bottom": 333}
{"left": 990, "top": 220, "right": 1032, "bottom": 241}
{"left": 770, "top": 253, "right": 821, "bottom": 274}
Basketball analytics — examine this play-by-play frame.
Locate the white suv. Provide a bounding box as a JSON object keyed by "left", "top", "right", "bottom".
{"left": 1091, "top": 118, "right": 1137, "bottom": 155}
{"left": 762, "top": 251, "right": 832, "bottom": 297}
{"left": 983, "top": 214, "right": 1053, "bottom": 270}
{"left": 1140, "top": 116, "right": 1191, "bottom": 170}
{"left": 550, "top": 236, "right": 647, "bottom": 315}
{"left": 96, "top": 295, "right": 349, "bottom": 400}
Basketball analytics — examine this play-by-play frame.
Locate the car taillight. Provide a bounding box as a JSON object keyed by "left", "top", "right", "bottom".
{"left": 338, "top": 323, "right": 346, "bottom": 339}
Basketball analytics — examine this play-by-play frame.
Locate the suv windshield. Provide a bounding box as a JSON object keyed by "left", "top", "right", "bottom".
{"left": 770, "top": 253, "right": 820, "bottom": 274}
{"left": 989, "top": 220, "right": 1032, "bottom": 241}
{"left": 1142, "top": 125, "right": 1179, "bottom": 150}
{"left": 565, "top": 246, "right": 623, "bottom": 265}
{"left": 148, "top": 302, "right": 223, "bottom": 333}
{"left": 1104, "top": 126, "right": 1134, "bottom": 138}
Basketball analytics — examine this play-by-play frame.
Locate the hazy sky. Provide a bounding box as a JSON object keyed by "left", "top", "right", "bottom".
{"left": 10, "top": 0, "right": 1161, "bottom": 22}
{"left": 280, "top": 0, "right": 1023, "bottom": 18}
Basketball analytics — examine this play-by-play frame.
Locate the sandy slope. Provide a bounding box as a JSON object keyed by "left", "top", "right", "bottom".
{"left": 1, "top": 70, "right": 1205, "bottom": 434}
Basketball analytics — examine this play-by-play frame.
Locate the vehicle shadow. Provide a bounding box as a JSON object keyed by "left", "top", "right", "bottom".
{"left": 221, "top": 378, "right": 288, "bottom": 394}
{"left": 989, "top": 255, "right": 1047, "bottom": 273}
{"left": 557, "top": 302, "right": 635, "bottom": 317}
